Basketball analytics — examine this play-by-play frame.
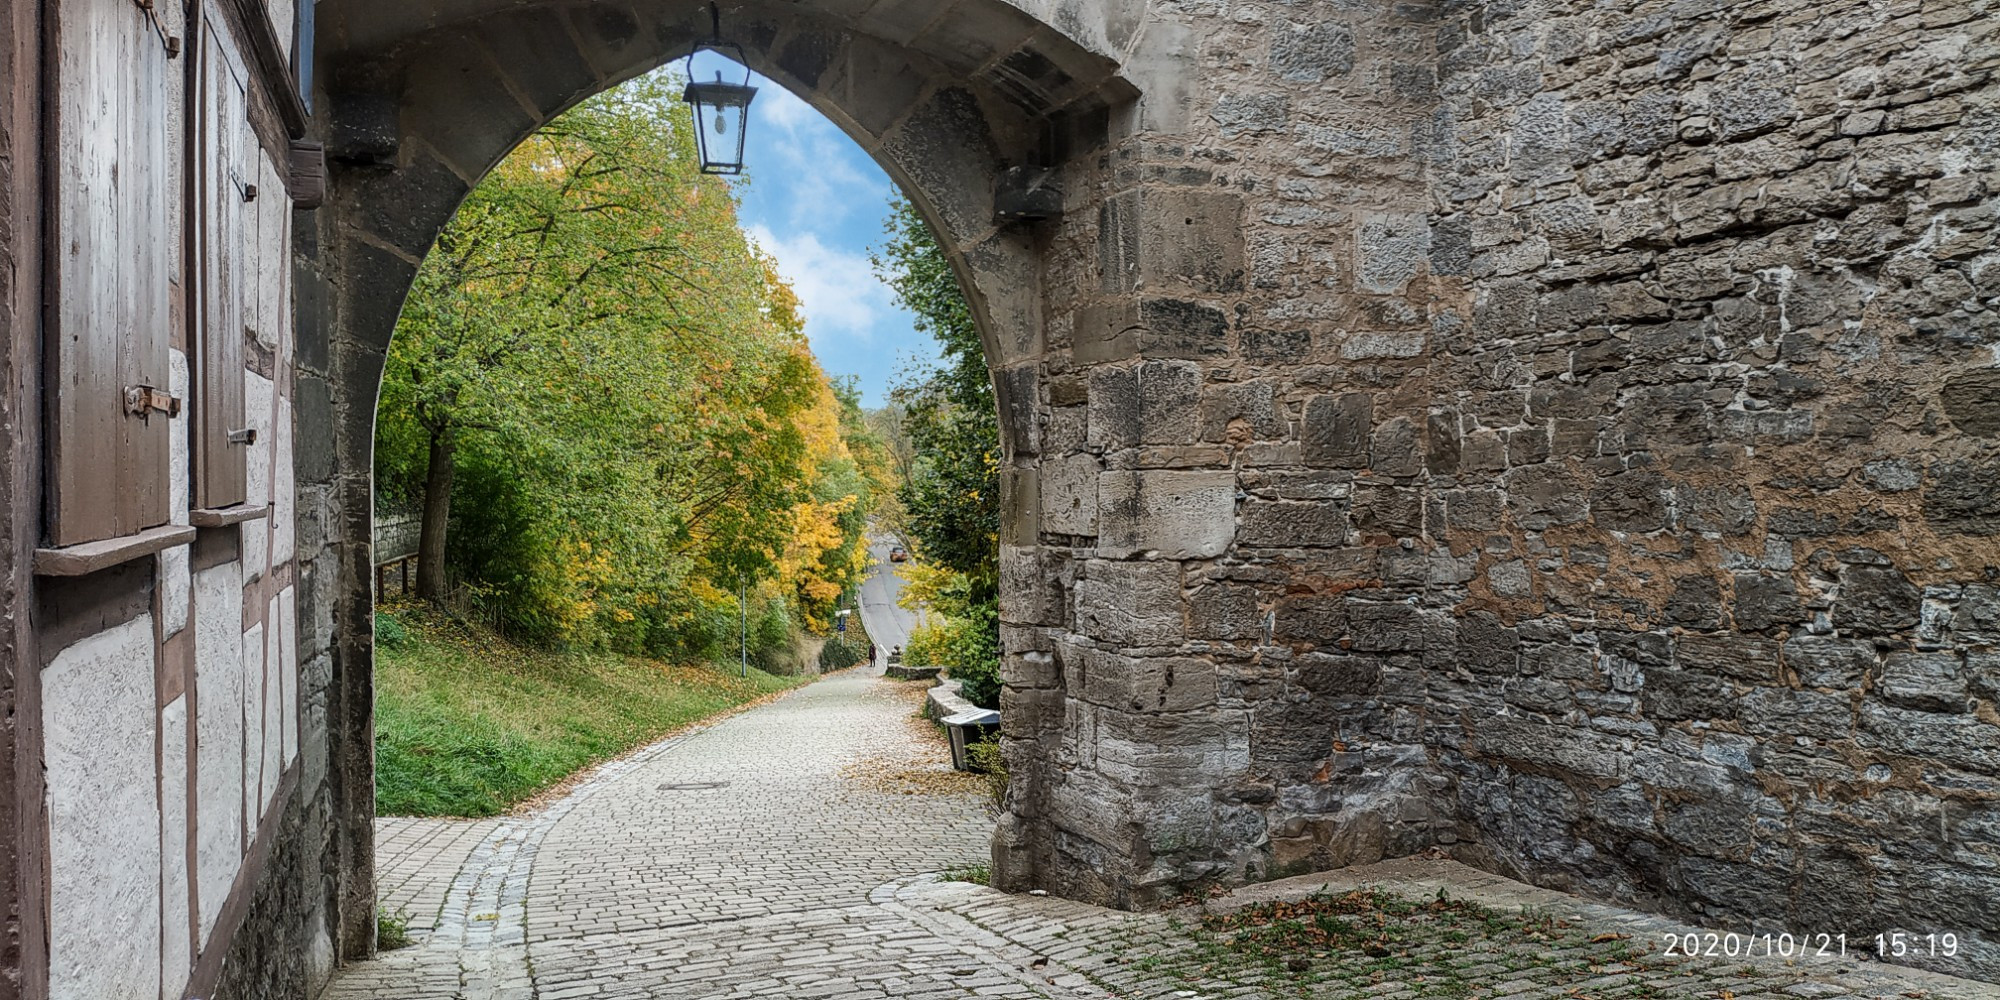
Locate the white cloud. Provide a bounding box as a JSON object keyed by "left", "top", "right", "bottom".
{"left": 747, "top": 224, "right": 900, "bottom": 350}
{"left": 748, "top": 78, "right": 881, "bottom": 229}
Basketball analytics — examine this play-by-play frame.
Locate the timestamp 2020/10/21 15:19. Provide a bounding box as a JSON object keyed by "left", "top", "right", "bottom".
{"left": 1662, "top": 931, "right": 1963, "bottom": 961}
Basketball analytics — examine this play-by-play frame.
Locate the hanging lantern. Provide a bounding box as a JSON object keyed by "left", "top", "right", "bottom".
{"left": 682, "top": 3, "right": 757, "bottom": 175}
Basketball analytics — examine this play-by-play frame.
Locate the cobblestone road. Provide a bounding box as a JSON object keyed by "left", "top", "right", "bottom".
{"left": 325, "top": 665, "right": 1999, "bottom": 1000}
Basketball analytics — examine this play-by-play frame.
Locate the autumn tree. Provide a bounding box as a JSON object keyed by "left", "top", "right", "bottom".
{"left": 377, "top": 71, "right": 877, "bottom": 653}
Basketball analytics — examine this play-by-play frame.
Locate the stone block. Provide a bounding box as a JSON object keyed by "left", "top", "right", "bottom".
{"left": 1472, "top": 716, "right": 1625, "bottom": 781}
{"left": 1270, "top": 20, "right": 1354, "bottom": 82}
{"left": 1739, "top": 688, "right": 1855, "bottom": 740}
{"left": 1302, "top": 393, "right": 1373, "bottom": 468}
{"left": 1189, "top": 583, "right": 1263, "bottom": 642}
{"left": 1835, "top": 560, "right": 1922, "bottom": 636}
{"left": 1504, "top": 464, "right": 1589, "bottom": 529}
{"left": 1197, "top": 380, "right": 1284, "bottom": 443}
{"left": 1238, "top": 497, "right": 1348, "bottom": 548}
{"left": 1677, "top": 633, "right": 1781, "bottom": 683}
{"left": 1346, "top": 601, "right": 1424, "bottom": 653}
{"left": 1040, "top": 452, "right": 1100, "bottom": 536}
{"left": 1087, "top": 364, "right": 1140, "bottom": 449}
{"left": 1073, "top": 560, "right": 1183, "bottom": 646}
{"left": 1877, "top": 652, "right": 1969, "bottom": 713}
{"left": 1211, "top": 93, "right": 1289, "bottom": 136}
{"left": 1370, "top": 416, "right": 1423, "bottom": 478}
{"left": 1351, "top": 482, "right": 1423, "bottom": 538}
{"left": 1073, "top": 301, "right": 1140, "bottom": 365}
{"left": 1097, "top": 469, "right": 1235, "bottom": 559}
{"left": 1073, "top": 645, "right": 1219, "bottom": 713}
{"left": 1137, "top": 360, "right": 1202, "bottom": 444}
{"left": 1643, "top": 666, "right": 1739, "bottom": 722}
{"left": 1001, "top": 467, "right": 1039, "bottom": 545}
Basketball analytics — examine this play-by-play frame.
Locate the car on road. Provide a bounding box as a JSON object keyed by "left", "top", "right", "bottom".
{"left": 888, "top": 546, "right": 908, "bottom": 562}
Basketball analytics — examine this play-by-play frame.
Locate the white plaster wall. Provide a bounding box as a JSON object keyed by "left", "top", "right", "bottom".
{"left": 240, "top": 621, "right": 265, "bottom": 845}
{"left": 193, "top": 565, "right": 244, "bottom": 945}
{"left": 162, "top": 350, "right": 191, "bottom": 639}
{"left": 159, "top": 695, "right": 191, "bottom": 1000}
{"left": 261, "top": 595, "right": 282, "bottom": 813}
{"left": 255, "top": 155, "right": 283, "bottom": 353}
{"left": 272, "top": 394, "right": 294, "bottom": 566}
{"left": 44, "top": 616, "right": 162, "bottom": 1000}
{"left": 169, "top": 349, "right": 190, "bottom": 524}
{"left": 279, "top": 584, "right": 299, "bottom": 764}
{"left": 243, "top": 370, "right": 273, "bottom": 578}
{"left": 267, "top": 0, "right": 295, "bottom": 77}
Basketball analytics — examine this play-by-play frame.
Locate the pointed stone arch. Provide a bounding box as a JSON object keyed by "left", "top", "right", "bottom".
{"left": 299, "top": 0, "right": 1172, "bottom": 958}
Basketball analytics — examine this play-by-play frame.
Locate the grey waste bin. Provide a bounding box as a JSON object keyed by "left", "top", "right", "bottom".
{"left": 941, "top": 708, "right": 1001, "bottom": 771}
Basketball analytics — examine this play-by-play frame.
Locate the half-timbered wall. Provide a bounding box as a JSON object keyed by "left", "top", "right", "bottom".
{"left": 26, "top": 0, "right": 309, "bottom": 997}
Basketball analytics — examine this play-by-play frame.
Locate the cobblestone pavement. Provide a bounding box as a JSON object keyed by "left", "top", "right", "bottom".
{"left": 325, "top": 667, "right": 2000, "bottom": 1000}
{"left": 375, "top": 816, "right": 504, "bottom": 936}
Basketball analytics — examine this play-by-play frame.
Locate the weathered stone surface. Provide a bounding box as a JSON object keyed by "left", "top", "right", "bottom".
{"left": 259, "top": 0, "right": 2000, "bottom": 986}
{"left": 1097, "top": 470, "right": 1235, "bottom": 559}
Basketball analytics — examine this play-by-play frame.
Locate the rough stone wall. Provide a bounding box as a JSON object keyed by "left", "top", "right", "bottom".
{"left": 996, "top": 0, "right": 1466, "bottom": 909}
{"left": 994, "top": 0, "right": 2000, "bottom": 984}
{"left": 1427, "top": 0, "right": 2000, "bottom": 977}
{"left": 254, "top": 0, "right": 2000, "bottom": 991}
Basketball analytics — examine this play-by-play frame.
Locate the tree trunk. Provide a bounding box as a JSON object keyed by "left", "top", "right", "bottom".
{"left": 415, "top": 423, "right": 456, "bottom": 601}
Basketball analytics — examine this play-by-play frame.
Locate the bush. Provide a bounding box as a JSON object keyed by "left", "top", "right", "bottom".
{"left": 965, "top": 736, "right": 1008, "bottom": 812}
{"left": 945, "top": 601, "right": 1001, "bottom": 708}
{"left": 906, "top": 602, "right": 1000, "bottom": 708}
{"left": 375, "top": 610, "right": 411, "bottom": 650}
{"left": 818, "top": 640, "right": 860, "bottom": 671}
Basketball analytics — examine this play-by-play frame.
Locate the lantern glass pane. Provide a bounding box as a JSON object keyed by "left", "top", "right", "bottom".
{"left": 682, "top": 78, "right": 758, "bottom": 175}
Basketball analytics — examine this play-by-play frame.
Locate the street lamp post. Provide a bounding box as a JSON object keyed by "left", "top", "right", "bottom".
{"left": 681, "top": 3, "right": 757, "bottom": 175}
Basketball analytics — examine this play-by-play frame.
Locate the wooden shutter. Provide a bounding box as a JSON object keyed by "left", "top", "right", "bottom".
{"left": 194, "top": 18, "right": 249, "bottom": 509}
{"left": 45, "top": 0, "right": 175, "bottom": 546}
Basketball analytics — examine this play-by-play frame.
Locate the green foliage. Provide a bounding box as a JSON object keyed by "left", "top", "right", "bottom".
{"left": 903, "top": 595, "right": 1000, "bottom": 709}
{"left": 818, "top": 640, "right": 860, "bottom": 671}
{"left": 377, "top": 909, "right": 414, "bottom": 952}
{"left": 874, "top": 199, "right": 998, "bottom": 591}
{"left": 965, "top": 736, "right": 1008, "bottom": 812}
{"left": 377, "top": 70, "right": 879, "bottom": 649}
{"left": 873, "top": 198, "right": 1003, "bottom": 709}
{"left": 373, "top": 605, "right": 802, "bottom": 817}
{"left": 375, "top": 611, "right": 410, "bottom": 651}
{"left": 940, "top": 863, "right": 992, "bottom": 886}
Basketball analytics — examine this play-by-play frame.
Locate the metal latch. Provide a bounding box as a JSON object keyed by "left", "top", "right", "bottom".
{"left": 227, "top": 428, "right": 258, "bottom": 446}
{"left": 124, "top": 385, "right": 181, "bottom": 421}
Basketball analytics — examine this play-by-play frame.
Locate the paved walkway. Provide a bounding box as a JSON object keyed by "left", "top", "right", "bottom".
{"left": 326, "top": 666, "right": 2000, "bottom": 1000}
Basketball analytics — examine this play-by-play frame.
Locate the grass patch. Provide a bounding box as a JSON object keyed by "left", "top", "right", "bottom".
{"left": 376, "top": 908, "right": 414, "bottom": 951}
{"left": 941, "top": 863, "right": 992, "bottom": 885}
{"left": 375, "top": 605, "right": 805, "bottom": 817}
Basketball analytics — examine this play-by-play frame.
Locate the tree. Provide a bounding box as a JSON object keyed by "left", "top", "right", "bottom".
{"left": 382, "top": 73, "right": 764, "bottom": 600}
{"left": 377, "top": 71, "right": 877, "bottom": 653}
{"left": 873, "top": 198, "right": 999, "bottom": 595}
{"left": 874, "top": 198, "right": 1004, "bottom": 707}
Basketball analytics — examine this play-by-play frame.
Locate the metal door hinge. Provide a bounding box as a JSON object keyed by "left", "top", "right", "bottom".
{"left": 227, "top": 428, "right": 258, "bottom": 446}
{"left": 124, "top": 385, "right": 181, "bottom": 420}
{"left": 132, "top": 0, "right": 180, "bottom": 57}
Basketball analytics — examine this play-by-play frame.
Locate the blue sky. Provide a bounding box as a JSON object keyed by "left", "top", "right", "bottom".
{"left": 703, "top": 60, "right": 940, "bottom": 408}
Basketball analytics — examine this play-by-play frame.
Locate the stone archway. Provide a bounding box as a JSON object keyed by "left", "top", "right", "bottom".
{"left": 295, "top": 0, "right": 1181, "bottom": 963}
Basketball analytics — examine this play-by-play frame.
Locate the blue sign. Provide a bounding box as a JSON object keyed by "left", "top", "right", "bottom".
{"left": 836, "top": 618, "right": 846, "bottom": 632}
